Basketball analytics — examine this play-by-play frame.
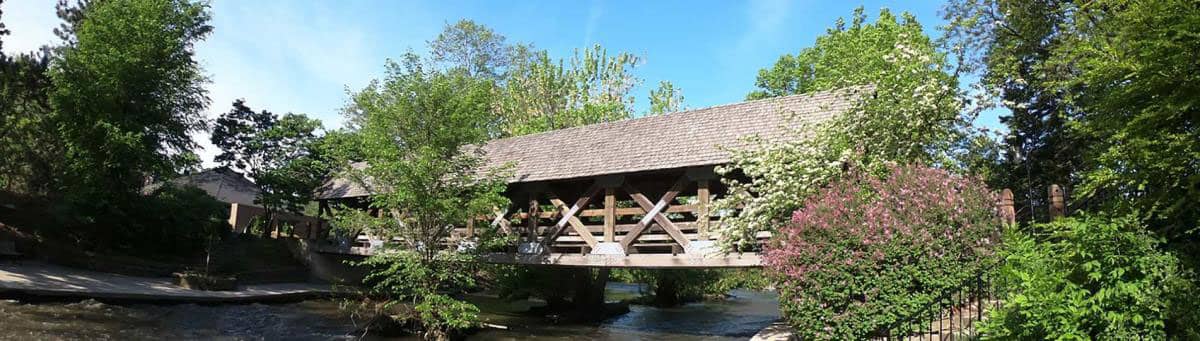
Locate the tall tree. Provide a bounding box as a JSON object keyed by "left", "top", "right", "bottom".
{"left": 943, "top": 0, "right": 1085, "bottom": 223}
{"left": 427, "top": 19, "right": 512, "bottom": 79}
{"left": 945, "top": 0, "right": 1199, "bottom": 240}
{"left": 340, "top": 54, "right": 509, "bottom": 339}
{"left": 495, "top": 44, "right": 641, "bottom": 137}
{"left": 1051, "top": 0, "right": 1199, "bottom": 241}
{"left": 0, "top": 0, "right": 61, "bottom": 194}
{"left": 48, "top": 0, "right": 212, "bottom": 202}
{"left": 647, "top": 80, "right": 685, "bottom": 115}
{"left": 211, "top": 100, "right": 325, "bottom": 236}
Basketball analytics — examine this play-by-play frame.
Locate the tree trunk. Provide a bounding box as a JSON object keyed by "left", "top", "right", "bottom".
{"left": 260, "top": 209, "right": 275, "bottom": 238}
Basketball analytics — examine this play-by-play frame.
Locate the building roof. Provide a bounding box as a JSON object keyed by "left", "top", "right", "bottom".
{"left": 145, "top": 167, "right": 262, "bottom": 205}
{"left": 316, "top": 87, "right": 865, "bottom": 200}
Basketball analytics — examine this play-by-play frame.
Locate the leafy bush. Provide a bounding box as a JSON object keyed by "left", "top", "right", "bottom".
{"left": 52, "top": 184, "right": 227, "bottom": 257}
{"left": 980, "top": 215, "right": 1199, "bottom": 339}
{"left": 765, "top": 164, "right": 999, "bottom": 339}
{"left": 141, "top": 184, "right": 229, "bottom": 254}
{"left": 357, "top": 250, "right": 481, "bottom": 340}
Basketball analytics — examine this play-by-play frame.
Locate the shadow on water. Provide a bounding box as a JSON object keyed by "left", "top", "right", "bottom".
{"left": 0, "top": 282, "right": 778, "bottom": 340}
{"left": 469, "top": 283, "right": 780, "bottom": 341}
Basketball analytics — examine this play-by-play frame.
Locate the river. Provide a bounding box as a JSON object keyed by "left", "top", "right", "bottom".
{"left": 0, "top": 283, "right": 778, "bottom": 340}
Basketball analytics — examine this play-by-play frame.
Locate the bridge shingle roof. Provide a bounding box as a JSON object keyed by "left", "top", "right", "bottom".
{"left": 316, "top": 87, "right": 865, "bottom": 199}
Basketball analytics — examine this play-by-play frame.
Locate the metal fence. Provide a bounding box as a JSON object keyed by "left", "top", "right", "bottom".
{"left": 872, "top": 269, "right": 1001, "bottom": 340}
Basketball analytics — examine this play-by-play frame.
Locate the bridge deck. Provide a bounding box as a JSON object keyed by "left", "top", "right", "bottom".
{"left": 314, "top": 245, "right": 762, "bottom": 268}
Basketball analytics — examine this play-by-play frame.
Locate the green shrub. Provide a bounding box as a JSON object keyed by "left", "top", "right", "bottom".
{"left": 765, "top": 165, "right": 999, "bottom": 339}
{"left": 131, "top": 184, "right": 228, "bottom": 256}
{"left": 981, "top": 215, "right": 1199, "bottom": 339}
{"left": 53, "top": 184, "right": 227, "bottom": 257}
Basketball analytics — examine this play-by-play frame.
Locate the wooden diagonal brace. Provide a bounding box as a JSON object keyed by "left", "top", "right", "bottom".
{"left": 491, "top": 207, "right": 511, "bottom": 234}
{"left": 547, "top": 196, "right": 599, "bottom": 248}
{"left": 540, "top": 184, "right": 602, "bottom": 250}
{"left": 620, "top": 176, "right": 692, "bottom": 251}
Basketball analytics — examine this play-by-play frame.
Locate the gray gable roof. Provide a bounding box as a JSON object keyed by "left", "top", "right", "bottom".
{"left": 145, "top": 167, "right": 262, "bottom": 205}
{"left": 482, "top": 87, "right": 862, "bottom": 184}
{"left": 316, "top": 87, "right": 865, "bottom": 199}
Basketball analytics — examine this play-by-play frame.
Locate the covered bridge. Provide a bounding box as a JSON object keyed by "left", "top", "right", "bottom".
{"left": 315, "top": 87, "right": 863, "bottom": 267}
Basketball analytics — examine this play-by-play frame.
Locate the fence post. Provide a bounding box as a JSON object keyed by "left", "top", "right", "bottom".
{"left": 1048, "top": 184, "right": 1065, "bottom": 219}
{"left": 998, "top": 189, "right": 1016, "bottom": 226}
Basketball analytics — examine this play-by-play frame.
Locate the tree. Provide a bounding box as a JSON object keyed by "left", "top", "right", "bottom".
{"left": 27, "top": 0, "right": 212, "bottom": 250}
{"left": 945, "top": 0, "right": 1199, "bottom": 243}
{"left": 419, "top": 19, "right": 645, "bottom": 138}
{"left": 647, "top": 80, "right": 684, "bottom": 115}
{"left": 427, "top": 19, "right": 512, "bottom": 80}
{"left": 1052, "top": 0, "right": 1199, "bottom": 242}
{"left": 0, "top": 0, "right": 60, "bottom": 194}
{"left": 714, "top": 8, "right": 964, "bottom": 249}
{"left": 943, "top": 0, "right": 1086, "bottom": 223}
{"left": 339, "top": 54, "right": 509, "bottom": 339}
{"left": 48, "top": 0, "right": 211, "bottom": 199}
{"left": 211, "top": 99, "right": 325, "bottom": 237}
{"left": 495, "top": 44, "right": 641, "bottom": 137}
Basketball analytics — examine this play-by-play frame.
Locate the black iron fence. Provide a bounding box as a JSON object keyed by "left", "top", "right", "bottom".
{"left": 873, "top": 269, "right": 1002, "bottom": 340}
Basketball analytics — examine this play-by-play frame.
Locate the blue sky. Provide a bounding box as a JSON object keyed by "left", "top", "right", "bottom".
{"left": 3, "top": 0, "right": 1002, "bottom": 165}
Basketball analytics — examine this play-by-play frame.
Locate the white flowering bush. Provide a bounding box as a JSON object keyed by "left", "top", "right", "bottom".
{"left": 715, "top": 8, "right": 969, "bottom": 250}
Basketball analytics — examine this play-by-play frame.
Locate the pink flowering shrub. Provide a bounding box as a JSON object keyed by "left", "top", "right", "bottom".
{"left": 764, "top": 164, "right": 999, "bottom": 339}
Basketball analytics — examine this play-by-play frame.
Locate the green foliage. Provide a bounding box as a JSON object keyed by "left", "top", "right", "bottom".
{"left": 359, "top": 250, "right": 481, "bottom": 340}
{"left": 0, "top": 49, "right": 58, "bottom": 194}
{"left": 945, "top": 0, "right": 1199, "bottom": 238}
{"left": 337, "top": 54, "right": 510, "bottom": 338}
{"left": 715, "top": 8, "right": 965, "bottom": 250}
{"left": 428, "top": 19, "right": 512, "bottom": 80}
{"left": 647, "top": 80, "right": 684, "bottom": 115}
{"left": 0, "top": 0, "right": 219, "bottom": 255}
{"left": 49, "top": 0, "right": 212, "bottom": 200}
{"left": 765, "top": 165, "right": 999, "bottom": 339}
{"left": 137, "top": 184, "right": 229, "bottom": 255}
{"left": 943, "top": 0, "right": 1089, "bottom": 223}
{"left": 417, "top": 20, "right": 645, "bottom": 139}
{"left": 1053, "top": 0, "right": 1200, "bottom": 240}
{"left": 611, "top": 268, "right": 770, "bottom": 306}
{"left": 495, "top": 44, "right": 641, "bottom": 137}
{"left": 211, "top": 99, "right": 327, "bottom": 228}
{"left": 981, "top": 215, "right": 1199, "bottom": 339}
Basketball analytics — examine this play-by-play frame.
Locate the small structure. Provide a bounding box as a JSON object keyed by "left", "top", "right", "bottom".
{"left": 145, "top": 167, "right": 261, "bottom": 206}
{"left": 147, "top": 168, "right": 325, "bottom": 236}
{"left": 315, "top": 87, "right": 865, "bottom": 267}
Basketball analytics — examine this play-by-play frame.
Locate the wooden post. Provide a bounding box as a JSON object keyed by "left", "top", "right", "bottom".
{"left": 466, "top": 217, "right": 475, "bottom": 238}
{"left": 999, "top": 189, "right": 1016, "bottom": 226}
{"left": 527, "top": 192, "right": 540, "bottom": 243}
{"left": 696, "top": 179, "right": 711, "bottom": 240}
{"left": 1049, "top": 184, "right": 1065, "bottom": 219}
{"left": 604, "top": 187, "right": 616, "bottom": 242}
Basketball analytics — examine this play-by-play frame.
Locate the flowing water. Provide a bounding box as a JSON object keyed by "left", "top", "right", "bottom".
{"left": 0, "top": 283, "right": 779, "bottom": 340}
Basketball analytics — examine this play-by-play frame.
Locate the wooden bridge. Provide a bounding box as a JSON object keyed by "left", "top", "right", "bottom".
{"left": 313, "top": 88, "right": 862, "bottom": 268}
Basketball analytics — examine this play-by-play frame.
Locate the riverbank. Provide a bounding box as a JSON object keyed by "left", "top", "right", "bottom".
{"left": 0, "top": 261, "right": 348, "bottom": 304}
{"left": 0, "top": 280, "right": 780, "bottom": 340}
